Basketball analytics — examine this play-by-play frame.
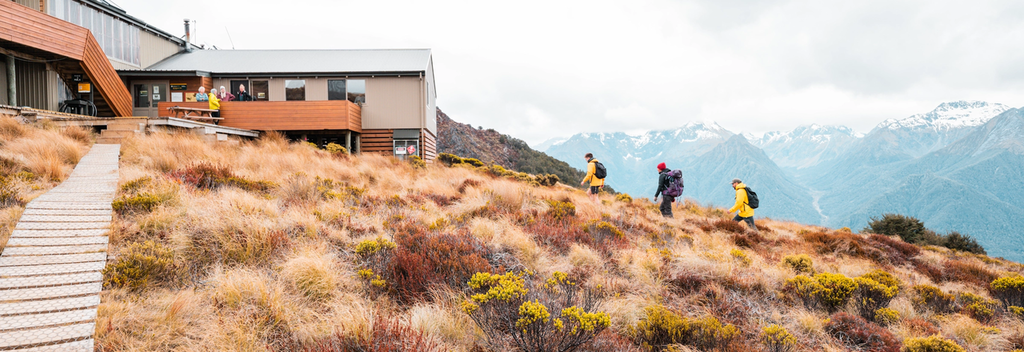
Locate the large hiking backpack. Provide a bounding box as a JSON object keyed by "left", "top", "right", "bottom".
{"left": 744, "top": 187, "right": 759, "bottom": 209}
{"left": 593, "top": 161, "right": 607, "bottom": 179}
{"left": 662, "top": 170, "right": 684, "bottom": 197}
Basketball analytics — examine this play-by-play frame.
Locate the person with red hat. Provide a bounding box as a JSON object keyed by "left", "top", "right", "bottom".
{"left": 654, "top": 162, "right": 674, "bottom": 218}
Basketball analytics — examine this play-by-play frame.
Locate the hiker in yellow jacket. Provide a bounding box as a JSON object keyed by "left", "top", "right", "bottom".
{"left": 579, "top": 153, "right": 604, "bottom": 203}
{"left": 208, "top": 88, "right": 222, "bottom": 117}
{"left": 729, "top": 178, "right": 758, "bottom": 233}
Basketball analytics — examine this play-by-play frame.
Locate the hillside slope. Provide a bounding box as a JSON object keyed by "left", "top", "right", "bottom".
{"left": 4, "top": 118, "right": 1024, "bottom": 352}
{"left": 436, "top": 108, "right": 597, "bottom": 190}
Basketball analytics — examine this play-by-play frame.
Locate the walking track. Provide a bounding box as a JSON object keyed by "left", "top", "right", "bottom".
{"left": 0, "top": 144, "right": 120, "bottom": 351}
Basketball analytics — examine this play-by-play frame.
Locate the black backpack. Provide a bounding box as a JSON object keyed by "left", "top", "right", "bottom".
{"left": 744, "top": 187, "right": 759, "bottom": 209}
{"left": 593, "top": 161, "right": 607, "bottom": 179}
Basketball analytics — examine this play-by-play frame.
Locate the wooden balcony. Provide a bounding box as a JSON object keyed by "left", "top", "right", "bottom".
{"left": 157, "top": 101, "right": 362, "bottom": 132}
{"left": 0, "top": 0, "right": 133, "bottom": 117}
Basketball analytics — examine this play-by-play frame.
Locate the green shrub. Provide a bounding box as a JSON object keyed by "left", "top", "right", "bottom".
{"left": 782, "top": 254, "right": 813, "bottom": 274}
{"left": 437, "top": 153, "right": 463, "bottom": 165}
{"left": 120, "top": 176, "right": 152, "bottom": 193}
{"left": 102, "top": 241, "right": 175, "bottom": 291}
{"left": 864, "top": 213, "right": 929, "bottom": 244}
{"left": 902, "top": 335, "right": 965, "bottom": 352}
{"left": 325, "top": 142, "right": 348, "bottom": 155}
{"left": 911, "top": 285, "right": 955, "bottom": 313}
{"left": 464, "top": 271, "right": 610, "bottom": 352}
{"left": 786, "top": 273, "right": 857, "bottom": 313}
{"left": 942, "top": 231, "right": 985, "bottom": 255}
{"left": 112, "top": 192, "right": 168, "bottom": 214}
{"left": 760, "top": 324, "right": 797, "bottom": 352}
{"left": 874, "top": 308, "right": 900, "bottom": 326}
{"left": 627, "top": 305, "right": 739, "bottom": 351}
{"left": 991, "top": 276, "right": 1024, "bottom": 307}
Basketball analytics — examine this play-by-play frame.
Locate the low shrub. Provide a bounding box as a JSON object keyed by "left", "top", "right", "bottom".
{"left": 354, "top": 237, "right": 396, "bottom": 296}
{"left": 958, "top": 292, "right": 999, "bottom": 323}
{"left": 627, "top": 305, "right": 739, "bottom": 351}
{"left": 912, "top": 259, "right": 944, "bottom": 283}
{"left": 990, "top": 276, "right": 1024, "bottom": 307}
{"left": 902, "top": 318, "right": 940, "bottom": 338}
{"left": 867, "top": 234, "right": 921, "bottom": 264}
{"left": 902, "top": 335, "right": 965, "bottom": 352}
{"left": 168, "top": 162, "right": 274, "bottom": 193}
{"left": 324, "top": 142, "right": 348, "bottom": 155}
{"left": 615, "top": 193, "right": 633, "bottom": 203}
{"left": 824, "top": 312, "right": 901, "bottom": 352}
{"left": 760, "top": 324, "right": 797, "bottom": 352}
{"left": 463, "top": 271, "right": 609, "bottom": 352}
{"left": 408, "top": 155, "right": 426, "bottom": 169}
{"left": 785, "top": 273, "right": 857, "bottom": 313}
{"left": 874, "top": 308, "right": 900, "bottom": 326}
{"left": 855, "top": 270, "right": 901, "bottom": 319}
{"left": 782, "top": 254, "right": 814, "bottom": 274}
{"left": 713, "top": 218, "right": 747, "bottom": 234}
{"left": 546, "top": 199, "right": 576, "bottom": 221}
{"left": 912, "top": 285, "right": 955, "bottom": 313}
{"left": 390, "top": 226, "right": 495, "bottom": 303}
{"left": 102, "top": 240, "right": 175, "bottom": 291}
{"left": 943, "top": 259, "right": 997, "bottom": 288}
{"left": 730, "top": 249, "right": 752, "bottom": 267}
{"left": 112, "top": 192, "right": 169, "bottom": 214}
{"left": 281, "top": 251, "right": 337, "bottom": 301}
{"left": 1010, "top": 306, "right": 1024, "bottom": 321}
{"left": 582, "top": 220, "right": 627, "bottom": 252}
{"left": 731, "top": 231, "right": 769, "bottom": 249}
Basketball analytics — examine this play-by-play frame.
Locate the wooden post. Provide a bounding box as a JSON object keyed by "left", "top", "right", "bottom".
{"left": 6, "top": 54, "right": 15, "bottom": 106}
{"left": 345, "top": 131, "right": 352, "bottom": 153}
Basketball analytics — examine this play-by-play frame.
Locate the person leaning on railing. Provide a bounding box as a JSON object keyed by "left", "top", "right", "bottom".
{"left": 236, "top": 84, "right": 253, "bottom": 101}
{"left": 209, "top": 88, "right": 221, "bottom": 117}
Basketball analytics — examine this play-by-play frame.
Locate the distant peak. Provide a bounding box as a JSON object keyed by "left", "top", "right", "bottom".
{"left": 879, "top": 100, "right": 1011, "bottom": 131}
{"left": 934, "top": 100, "right": 992, "bottom": 111}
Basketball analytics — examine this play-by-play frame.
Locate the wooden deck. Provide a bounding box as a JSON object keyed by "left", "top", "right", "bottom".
{"left": 0, "top": 0, "right": 133, "bottom": 117}
{"left": 157, "top": 101, "right": 362, "bottom": 132}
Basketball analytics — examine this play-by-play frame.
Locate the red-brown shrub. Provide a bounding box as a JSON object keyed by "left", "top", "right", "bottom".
{"left": 423, "top": 193, "right": 459, "bottom": 207}
{"left": 912, "top": 259, "right": 944, "bottom": 283}
{"left": 390, "top": 224, "right": 496, "bottom": 303}
{"left": 868, "top": 234, "right": 920, "bottom": 257}
{"left": 583, "top": 330, "right": 642, "bottom": 352}
{"left": 713, "top": 218, "right": 747, "bottom": 234}
{"left": 943, "top": 259, "right": 997, "bottom": 288}
{"left": 824, "top": 312, "right": 901, "bottom": 352}
{"left": 672, "top": 271, "right": 710, "bottom": 294}
{"left": 457, "top": 179, "right": 481, "bottom": 193}
{"left": 901, "top": 318, "right": 939, "bottom": 337}
{"left": 168, "top": 162, "right": 274, "bottom": 193}
{"left": 732, "top": 231, "right": 769, "bottom": 249}
{"left": 527, "top": 215, "right": 593, "bottom": 254}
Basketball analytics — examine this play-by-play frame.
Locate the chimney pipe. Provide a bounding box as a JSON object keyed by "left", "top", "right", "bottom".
{"left": 184, "top": 19, "right": 191, "bottom": 44}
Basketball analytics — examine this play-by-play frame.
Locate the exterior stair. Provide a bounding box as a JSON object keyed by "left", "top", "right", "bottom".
{"left": 96, "top": 118, "right": 147, "bottom": 144}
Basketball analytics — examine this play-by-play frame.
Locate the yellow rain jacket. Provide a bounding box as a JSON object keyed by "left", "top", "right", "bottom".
{"left": 209, "top": 92, "right": 221, "bottom": 110}
{"left": 728, "top": 182, "right": 755, "bottom": 217}
{"left": 583, "top": 159, "right": 605, "bottom": 187}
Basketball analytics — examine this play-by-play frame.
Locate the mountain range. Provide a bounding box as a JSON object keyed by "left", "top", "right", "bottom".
{"left": 538, "top": 101, "right": 1024, "bottom": 261}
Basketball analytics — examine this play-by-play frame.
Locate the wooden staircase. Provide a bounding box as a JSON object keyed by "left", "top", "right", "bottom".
{"left": 96, "top": 119, "right": 146, "bottom": 144}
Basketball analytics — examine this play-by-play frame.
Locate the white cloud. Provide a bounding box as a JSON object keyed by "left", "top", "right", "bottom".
{"left": 115, "top": 0, "right": 1024, "bottom": 144}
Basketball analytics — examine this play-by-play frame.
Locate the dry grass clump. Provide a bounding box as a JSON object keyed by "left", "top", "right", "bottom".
{"left": 76, "top": 128, "right": 1024, "bottom": 351}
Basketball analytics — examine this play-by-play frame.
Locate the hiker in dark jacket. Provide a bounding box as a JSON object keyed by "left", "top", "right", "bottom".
{"left": 653, "top": 162, "right": 673, "bottom": 218}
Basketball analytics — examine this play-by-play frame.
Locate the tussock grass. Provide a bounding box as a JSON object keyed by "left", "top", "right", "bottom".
{"left": 62, "top": 126, "right": 1024, "bottom": 351}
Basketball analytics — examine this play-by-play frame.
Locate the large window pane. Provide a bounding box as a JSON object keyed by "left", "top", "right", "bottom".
{"left": 347, "top": 79, "right": 365, "bottom": 104}
{"left": 69, "top": 1, "right": 80, "bottom": 25}
{"left": 327, "top": 80, "right": 346, "bottom": 101}
{"left": 285, "top": 80, "right": 305, "bottom": 101}
{"left": 93, "top": 8, "right": 103, "bottom": 48}
{"left": 251, "top": 80, "right": 269, "bottom": 101}
{"left": 133, "top": 84, "right": 149, "bottom": 108}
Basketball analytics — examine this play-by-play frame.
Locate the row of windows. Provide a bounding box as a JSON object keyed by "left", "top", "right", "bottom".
{"left": 284, "top": 79, "right": 366, "bottom": 103}
{"left": 49, "top": 0, "right": 141, "bottom": 65}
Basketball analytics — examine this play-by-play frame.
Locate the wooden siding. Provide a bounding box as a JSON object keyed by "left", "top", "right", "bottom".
{"left": 157, "top": 100, "right": 362, "bottom": 132}
{"left": 421, "top": 129, "right": 437, "bottom": 162}
{"left": 0, "top": 0, "right": 132, "bottom": 116}
{"left": 360, "top": 129, "right": 394, "bottom": 156}
{"left": 361, "top": 77, "right": 424, "bottom": 130}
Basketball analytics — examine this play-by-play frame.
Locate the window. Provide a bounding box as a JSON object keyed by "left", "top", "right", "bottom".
{"left": 285, "top": 80, "right": 305, "bottom": 101}
{"left": 251, "top": 80, "right": 269, "bottom": 101}
{"left": 230, "top": 80, "right": 250, "bottom": 99}
{"left": 327, "top": 80, "right": 346, "bottom": 101}
{"left": 347, "top": 79, "right": 365, "bottom": 104}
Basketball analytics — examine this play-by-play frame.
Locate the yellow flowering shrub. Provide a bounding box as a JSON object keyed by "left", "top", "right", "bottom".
{"left": 782, "top": 254, "right": 814, "bottom": 274}
{"left": 902, "top": 335, "right": 965, "bottom": 352}
{"left": 912, "top": 285, "right": 955, "bottom": 313}
{"left": 760, "top": 324, "right": 797, "bottom": 352}
{"left": 786, "top": 273, "right": 857, "bottom": 313}
{"left": 731, "top": 249, "right": 752, "bottom": 267}
{"left": 627, "top": 305, "right": 739, "bottom": 351}
{"left": 874, "top": 308, "right": 900, "bottom": 326}
{"left": 102, "top": 240, "right": 176, "bottom": 291}
{"left": 990, "top": 275, "right": 1024, "bottom": 307}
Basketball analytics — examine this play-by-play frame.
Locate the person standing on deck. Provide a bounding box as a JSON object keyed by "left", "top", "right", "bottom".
{"left": 208, "top": 88, "right": 221, "bottom": 118}
{"left": 195, "top": 86, "right": 209, "bottom": 102}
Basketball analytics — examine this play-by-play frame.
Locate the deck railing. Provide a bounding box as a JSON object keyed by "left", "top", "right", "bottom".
{"left": 157, "top": 100, "right": 362, "bottom": 132}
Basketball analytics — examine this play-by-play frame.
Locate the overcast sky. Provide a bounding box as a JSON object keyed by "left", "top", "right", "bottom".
{"left": 115, "top": 0, "right": 1024, "bottom": 145}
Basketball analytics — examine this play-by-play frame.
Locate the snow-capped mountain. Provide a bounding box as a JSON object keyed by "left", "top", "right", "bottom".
{"left": 752, "top": 124, "right": 862, "bottom": 169}
{"left": 871, "top": 101, "right": 1013, "bottom": 158}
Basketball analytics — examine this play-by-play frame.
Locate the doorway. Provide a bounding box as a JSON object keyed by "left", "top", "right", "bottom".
{"left": 132, "top": 81, "right": 169, "bottom": 117}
